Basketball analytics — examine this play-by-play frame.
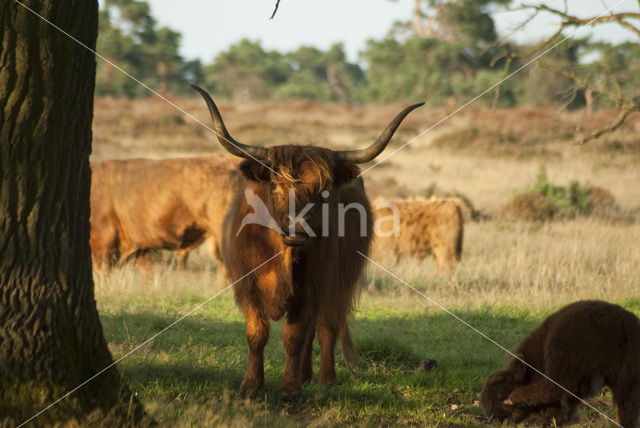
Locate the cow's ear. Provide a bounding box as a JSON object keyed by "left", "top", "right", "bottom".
{"left": 240, "top": 159, "right": 271, "bottom": 183}
{"left": 333, "top": 162, "right": 361, "bottom": 186}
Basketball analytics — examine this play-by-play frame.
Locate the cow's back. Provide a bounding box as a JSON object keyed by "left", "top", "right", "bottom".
{"left": 90, "top": 154, "right": 241, "bottom": 265}
{"left": 372, "top": 198, "right": 464, "bottom": 269}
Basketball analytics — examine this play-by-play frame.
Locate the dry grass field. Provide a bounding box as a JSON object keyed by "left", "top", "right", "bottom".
{"left": 92, "top": 96, "right": 640, "bottom": 426}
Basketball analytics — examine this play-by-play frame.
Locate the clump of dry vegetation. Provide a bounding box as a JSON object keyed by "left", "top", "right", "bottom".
{"left": 429, "top": 106, "right": 640, "bottom": 159}
{"left": 502, "top": 191, "right": 557, "bottom": 222}
{"left": 502, "top": 166, "right": 634, "bottom": 223}
{"left": 92, "top": 97, "right": 430, "bottom": 161}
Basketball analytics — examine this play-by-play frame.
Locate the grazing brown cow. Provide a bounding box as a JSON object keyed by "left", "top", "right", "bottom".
{"left": 372, "top": 197, "right": 464, "bottom": 274}
{"left": 90, "top": 154, "right": 241, "bottom": 275}
{"left": 481, "top": 300, "right": 640, "bottom": 427}
{"left": 191, "top": 85, "right": 422, "bottom": 397}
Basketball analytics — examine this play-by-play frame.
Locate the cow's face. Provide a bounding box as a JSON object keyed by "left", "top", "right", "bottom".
{"left": 480, "top": 358, "right": 528, "bottom": 423}
{"left": 481, "top": 369, "right": 518, "bottom": 422}
{"left": 239, "top": 146, "right": 360, "bottom": 247}
{"left": 192, "top": 85, "right": 422, "bottom": 247}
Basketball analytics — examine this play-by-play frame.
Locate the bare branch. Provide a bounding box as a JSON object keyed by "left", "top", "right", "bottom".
{"left": 491, "top": 53, "right": 515, "bottom": 109}
{"left": 270, "top": 0, "right": 281, "bottom": 20}
{"left": 524, "top": 3, "right": 640, "bottom": 37}
{"left": 499, "top": 2, "right": 640, "bottom": 144}
{"left": 537, "top": 62, "right": 640, "bottom": 143}
{"left": 539, "top": 62, "right": 619, "bottom": 105}
{"left": 616, "top": 19, "right": 640, "bottom": 37}
{"left": 579, "top": 104, "right": 640, "bottom": 144}
{"left": 529, "top": 26, "right": 565, "bottom": 57}
{"left": 600, "top": 61, "right": 623, "bottom": 101}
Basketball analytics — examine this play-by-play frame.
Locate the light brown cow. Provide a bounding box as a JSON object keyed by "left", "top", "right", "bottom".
{"left": 192, "top": 85, "right": 422, "bottom": 397}
{"left": 372, "top": 197, "right": 464, "bottom": 274}
{"left": 90, "top": 154, "right": 240, "bottom": 275}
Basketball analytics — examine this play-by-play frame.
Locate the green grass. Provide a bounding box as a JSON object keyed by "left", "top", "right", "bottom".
{"left": 96, "top": 272, "right": 638, "bottom": 426}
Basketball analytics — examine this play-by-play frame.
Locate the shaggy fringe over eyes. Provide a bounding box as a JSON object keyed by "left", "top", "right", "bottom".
{"left": 268, "top": 147, "right": 335, "bottom": 199}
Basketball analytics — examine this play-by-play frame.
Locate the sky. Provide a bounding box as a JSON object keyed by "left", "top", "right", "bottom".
{"left": 146, "top": 0, "right": 640, "bottom": 63}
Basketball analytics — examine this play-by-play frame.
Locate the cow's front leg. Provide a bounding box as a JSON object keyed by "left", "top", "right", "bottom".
{"left": 317, "top": 321, "right": 337, "bottom": 385}
{"left": 241, "top": 306, "right": 269, "bottom": 394}
{"left": 506, "top": 379, "right": 564, "bottom": 408}
{"left": 135, "top": 250, "right": 155, "bottom": 278}
{"left": 300, "top": 327, "right": 315, "bottom": 384}
{"left": 280, "top": 317, "right": 313, "bottom": 398}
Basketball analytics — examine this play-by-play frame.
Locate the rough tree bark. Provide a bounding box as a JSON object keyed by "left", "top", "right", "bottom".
{"left": 0, "top": 1, "right": 148, "bottom": 425}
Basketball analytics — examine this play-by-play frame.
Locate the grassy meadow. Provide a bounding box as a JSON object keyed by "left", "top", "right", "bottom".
{"left": 91, "top": 96, "right": 640, "bottom": 426}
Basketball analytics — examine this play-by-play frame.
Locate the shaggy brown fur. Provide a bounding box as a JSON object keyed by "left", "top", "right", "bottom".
{"left": 90, "top": 154, "right": 241, "bottom": 275}
{"left": 372, "top": 198, "right": 464, "bottom": 274}
{"left": 222, "top": 148, "right": 371, "bottom": 397}
{"left": 192, "top": 85, "right": 421, "bottom": 398}
{"left": 481, "top": 300, "right": 640, "bottom": 427}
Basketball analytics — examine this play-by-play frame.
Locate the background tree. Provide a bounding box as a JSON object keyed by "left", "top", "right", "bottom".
{"left": 90, "top": 0, "right": 640, "bottom": 136}
{"left": 362, "top": 36, "right": 517, "bottom": 106}
{"left": 276, "top": 43, "right": 365, "bottom": 103}
{"left": 201, "top": 38, "right": 292, "bottom": 100}
{"left": 389, "top": 0, "right": 510, "bottom": 44}
{"left": 369, "top": 0, "right": 516, "bottom": 105}
{"left": 509, "top": 3, "right": 640, "bottom": 142}
{"left": 0, "top": 1, "right": 148, "bottom": 424}
{"left": 201, "top": 40, "right": 365, "bottom": 102}
{"left": 96, "top": 0, "right": 197, "bottom": 96}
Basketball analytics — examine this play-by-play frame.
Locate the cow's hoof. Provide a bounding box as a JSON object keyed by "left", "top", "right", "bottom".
{"left": 278, "top": 390, "right": 302, "bottom": 406}
{"left": 318, "top": 374, "right": 337, "bottom": 386}
{"left": 240, "top": 378, "right": 264, "bottom": 397}
{"left": 279, "top": 382, "right": 302, "bottom": 403}
{"left": 414, "top": 358, "right": 437, "bottom": 372}
{"left": 301, "top": 371, "right": 313, "bottom": 384}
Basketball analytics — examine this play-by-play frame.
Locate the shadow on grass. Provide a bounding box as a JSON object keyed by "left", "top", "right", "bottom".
{"left": 98, "top": 306, "right": 556, "bottom": 423}
{"left": 100, "top": 301, "right": 640, "bottom": 425}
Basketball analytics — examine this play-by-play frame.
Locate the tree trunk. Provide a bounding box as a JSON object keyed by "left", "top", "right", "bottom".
{"left": 0, "top": 1, "right": 148, "bottom": 425}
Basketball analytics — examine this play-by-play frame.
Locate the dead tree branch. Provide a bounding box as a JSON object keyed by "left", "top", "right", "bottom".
{"left": 540, "top": 62, "right": 619, "bottom": 106}
{"left": 524, "top": 3, "right": 640, "bottom": 37}
{"left": 270, "top": 0, "right": 281, "bottom": 19}
{"left": 580, "top": 104, "right": 640, "bottom": 144}
{"left": 540, "top": 62, "right": 640, "bottom": 143}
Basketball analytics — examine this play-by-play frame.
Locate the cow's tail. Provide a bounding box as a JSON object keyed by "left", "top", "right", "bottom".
{"left": 452, "top": 198, "right": 465, "bottom": 261}
{"left": 339, "top": 324, "right": 365, "bottom": 374}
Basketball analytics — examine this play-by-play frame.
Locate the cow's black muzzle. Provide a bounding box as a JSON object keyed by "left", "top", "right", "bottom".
{"left": 282, "top": 232, "right": 308, "bottom": 247}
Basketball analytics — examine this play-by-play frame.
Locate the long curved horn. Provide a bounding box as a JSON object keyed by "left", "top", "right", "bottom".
{"left": 191, "top": 85, "right": 270, "bottom": 160}
{"left": 335, "top": 102, "right": 424, "bottom": 164}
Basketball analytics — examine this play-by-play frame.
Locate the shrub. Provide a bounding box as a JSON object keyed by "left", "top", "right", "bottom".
{"left": 502, "top": 166, "right": 629, "bottom": 222}
{"left": 531, "top": 166, "right": 593, "bottom": 217}
{"left": 502, "top": 191, "right": 557, "bottom": 222}
{"left": 588, "top": 185, "right": 616, "bottom": 208}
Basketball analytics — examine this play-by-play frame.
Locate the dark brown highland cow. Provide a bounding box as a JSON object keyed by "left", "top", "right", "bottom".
{"left": 90, "top": 154, "right": 240, "bottom": 275}
{"left": 192, "top": 85, "right": 422, "bottom": 397}
{"left": 481, "top": 300, "right": 640, "bottom": 427}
